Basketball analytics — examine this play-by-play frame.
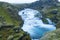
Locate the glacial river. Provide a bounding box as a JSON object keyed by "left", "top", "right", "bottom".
{"left": 18, "top": 8, "right": 56, "bottom": 40}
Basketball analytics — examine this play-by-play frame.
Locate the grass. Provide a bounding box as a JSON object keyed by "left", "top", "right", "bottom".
{"left": 0, "top": 7, "right": 23, "bottom": 27}
{"left": 0, "top": 2, "right": 31, "bottom": 40}
{"left": 0, "top": 7, "right": 13, "bottom": 25}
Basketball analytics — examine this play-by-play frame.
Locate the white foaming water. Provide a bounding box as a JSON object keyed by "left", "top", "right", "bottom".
{"left": 18, "top": 8, "right": 56, "bottom": 39}
{"left": 46, "top": 18, "right": 53, "bottom": 24}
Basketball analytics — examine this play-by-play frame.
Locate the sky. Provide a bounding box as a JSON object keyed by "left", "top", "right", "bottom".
{"left": 0, "top": 0, "right": 60, "bottom": 4}
{"left": 58, "top": 0, "right": 60, "bottom": 2}
{"left": 0, "top": 0, "right": 39, "bottom": 4}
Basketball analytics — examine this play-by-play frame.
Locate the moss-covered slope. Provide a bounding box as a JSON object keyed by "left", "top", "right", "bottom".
{"left": 0, "top": 2, "right": 31, "bottom": 40}
{"left": 40, "top": 28, "right": 60, "bottom": 40}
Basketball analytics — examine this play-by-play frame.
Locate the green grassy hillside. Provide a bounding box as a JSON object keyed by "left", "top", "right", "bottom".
{"left": 0, "top": 2, "right": 31, "bottom": 40}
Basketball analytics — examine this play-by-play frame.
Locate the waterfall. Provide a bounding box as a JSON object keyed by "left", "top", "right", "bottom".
{"left": 18, "top": 8, "right": 56, "bottom": 40}
{"left": 46, "top": 18, "right": 53, "bottom": 24}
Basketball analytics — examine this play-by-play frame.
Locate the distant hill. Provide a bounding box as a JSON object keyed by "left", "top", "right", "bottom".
{"left": 13, "top": 0, "right": 58, "bottom": 10}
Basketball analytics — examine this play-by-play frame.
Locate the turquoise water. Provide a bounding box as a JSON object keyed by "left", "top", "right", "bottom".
{"left": 18, "top": 8, "right": 56, "bottom": 39}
